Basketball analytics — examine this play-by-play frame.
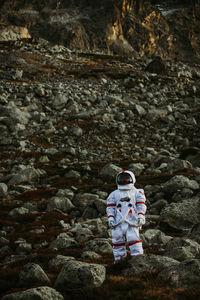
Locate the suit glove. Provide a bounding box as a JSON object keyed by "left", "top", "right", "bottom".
{"left": 108, "top": 219, "right": 115, "bottom": 229}
{"left": 138, "top": 216, "right": 145, "bottom": 227}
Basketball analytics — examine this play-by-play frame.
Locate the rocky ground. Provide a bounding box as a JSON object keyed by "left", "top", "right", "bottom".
{"left": 0, "top": 1, "right": 200, "bottom": 299}
{"left": 0, "top": 36, "right": 200, "bottom": 299}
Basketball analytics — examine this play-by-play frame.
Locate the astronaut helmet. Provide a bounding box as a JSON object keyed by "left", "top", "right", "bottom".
{"left": 116, "top": 170, "right": 136, "bottom": 189}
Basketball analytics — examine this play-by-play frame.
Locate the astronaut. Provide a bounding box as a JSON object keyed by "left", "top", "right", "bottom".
{"left": 106, "top": 170, "right": 147, "bottom": 263}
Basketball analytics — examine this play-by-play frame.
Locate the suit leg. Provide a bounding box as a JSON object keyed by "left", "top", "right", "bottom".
{"left": 112, "top": 226, "right": 126, "bottom": 261}
{"left": 126, "top": 226, "right": 143, "bottom": 256}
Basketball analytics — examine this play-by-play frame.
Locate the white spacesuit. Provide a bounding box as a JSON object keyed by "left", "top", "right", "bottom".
{"left": 106, "top": 170, "right": 147, "bottom": 263}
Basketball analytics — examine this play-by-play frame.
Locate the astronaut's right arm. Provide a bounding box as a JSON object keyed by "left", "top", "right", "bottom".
{"left": 106, "top": 192, "right": 116, "bottom": 227}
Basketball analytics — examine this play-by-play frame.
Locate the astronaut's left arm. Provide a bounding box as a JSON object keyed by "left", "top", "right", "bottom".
{"left": 135, "top": 189, "right": 147, "bottom": 223}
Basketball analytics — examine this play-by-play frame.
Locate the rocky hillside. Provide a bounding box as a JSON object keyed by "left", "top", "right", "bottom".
{"left": 0, "top": 0, "right": 200, "bottom": 60}
{"left": 0, "top": 1, "right": 200, "bottom": 300}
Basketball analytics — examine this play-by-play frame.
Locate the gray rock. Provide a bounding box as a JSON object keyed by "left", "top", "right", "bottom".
{"left": 55, "top": 260, "right": 106, "bottom": 290}
{"left": 158, "top": 259, "right": 200, "bottom": 290}
{"left": 109, "top": 38, "right": 135, "bottom": 56}
{"left": 151, "top": 154, "right": 173, "bottom": 168}
{"left": 47, "top": 196, "right": 75, "bottom": 213}
{"left": 49, "top": 235, "right": 77, "bottom": 250}
{"left": 8, "top": 167, "right": 41, "bottom": 185}
{"left": 164, "top": 246, "right": 195, "bottom": 261}
{"left": 16, "top": 242, "right": 32, "bottom": 254}
{"left": 82, "top": 206, "right": 99, "bottom": 219}
{"left": 75, "top": 226, "right": 93, "bottom": 242}
{"left": 165, "top": 237, "right": 200, "bottom": 257}
{"left": 45, "top": 148, "right": 59, "bottom": 155}
{"left": 52, "top": 93, "right": 69, "bottom": 109}
{"left": 8, "top": 207, "right": 29, "bottom": 218}
{"left": 39, "top": 156, "right": 50, "bottom": 163}
{"left": 188, "top": 223, "right": 200, "bottom": 243}
{"left": 56, "top": 189, "right": 74, "bottom": 200}
{"left": 81, "top": 251, "right": 102, "bottom": 260}
{"left": 160, "top": 196, "right": 200, "bottom": 229}
{"left": 19, "top": 263, "right": 50, "bottom": 286}
{"left": 128, "top": 163, "right": 145, "bottom": 175}
{"left": 84, "top": 238, "right": 113, "bottom": 254}
{"left": 134, "top": 104, "right": 146, "bottom": 116}
{"left": 95, "top": 191, "right": 108, "bottom": 199}
{"left": 71, "top": 126, "right": 83, "bottom": 136}
{"left": 49, "top": 255, "right": 75, "bottom": 271}
{"left": 1, "top": 286, "right": 64, "bottom": 300}
{"left": 84, "top": 218, "right": 108, "bottom": 235}
{"left": 118, "top": 123, "right": 126, "bottom": 134}
{"left": 149, "top": 199, "right": 168, "bottom": 215}
{"left": 0, "top": 246, "right": 13, "bottom": 256}
{"left": 0, "top": 182, "right": 8, "bottom": 197}
{"left": 64, "top": 169, "right": 81, "bottom": 179}
{"left": 122, "top": 254, "right": 179, "bottom": 276}
{"left": 162, "top": 175, "right": 199, "bottom": 194}
{"left": 0, "top": 124, "right": 8, "bottom": 137}
{"left": 72, "top": 193, "right": 99, "bottom": 212}
{"left": 180, "top": 147, "right": 200, "bottom": 167}
{"left": 165, "top": 159, "right": 192, "bottom": 172}
{"left": 147, "top": 108, "right": 168, "bottom": 121}
{"left": 143, "top": 229, "right": 172, "bottom": 245}
{"left": 7, "top": 101, "right": 31, "bottom": 125}
{"left": 12, "top": 69, "right": 23, "bottom": 80}
{"left": 0, "top": 236, "right": 9, "bottom": 245}
{"left": 94, "top": 198, "right": 107, "bottom": 215}
{"left": 100, "top": 163, "right": 122, "bottom": 178}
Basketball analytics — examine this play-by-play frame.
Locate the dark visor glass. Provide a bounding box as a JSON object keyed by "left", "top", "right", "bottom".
{"left": 117, "top": 173, "right": 133, "bottom": 185}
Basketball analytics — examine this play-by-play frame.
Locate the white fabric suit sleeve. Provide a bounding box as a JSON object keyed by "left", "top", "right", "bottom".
{"left": 135, "top": 189, "right": 147, "bottom": 221}
{"left": 106, "top": 191, "right": 116, "bottom": 221}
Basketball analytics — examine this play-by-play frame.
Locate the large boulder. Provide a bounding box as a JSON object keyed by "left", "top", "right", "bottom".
{"left": 160, "top": 196, "right": 200, "bottom": 230}
{"left": 54, "top": 260, "right": 106, "bottom": 290}
{"left": 1, "top": 286, "right": 63, "bottom": 300}
{"left": 164, "top": 237, "right": 200, "bottom": 261}
{"left": 19, "top": 263, "right": 50, "bottom": 286}
{"left": 188, "top": 223, "right": 200, "bottom": 243}
{"left": 162, "top": 175, "right": 199, "bottom": 195}
{"left": 164, "top": 246, "right": 196, "bottom": 262}
{"left": 72, "top": 193, "right": 99, "bottom": 213}
{"left": 121, "top": 254, "right": 179, "bottom": 277}
{"left": 165, "top": 159, "right": 192, "bottom": 173}
{"left": 158, "top": 259, "right": 200, "bottom": 290}
{"left": 94, "top": 198, "right": 107, "bottom": 215}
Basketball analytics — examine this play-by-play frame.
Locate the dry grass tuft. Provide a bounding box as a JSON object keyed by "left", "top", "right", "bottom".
{"left": 61, "top": 273, "right": 200, "bottom": 300}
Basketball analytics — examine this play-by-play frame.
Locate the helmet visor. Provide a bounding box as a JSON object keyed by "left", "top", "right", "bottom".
{"left": 117, "top": 172, "right": 133, "bottom": 185}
